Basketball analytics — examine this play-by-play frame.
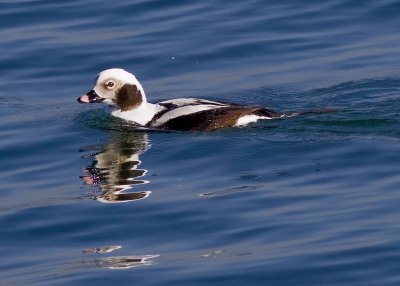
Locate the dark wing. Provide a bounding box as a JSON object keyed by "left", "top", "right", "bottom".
{"left": 157, "top": 106, "right": 281, "bottom": 131}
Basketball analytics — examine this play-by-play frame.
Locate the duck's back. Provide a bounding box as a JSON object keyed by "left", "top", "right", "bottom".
{"left": 148, "top": 98, "right": 281, "bottom": 131}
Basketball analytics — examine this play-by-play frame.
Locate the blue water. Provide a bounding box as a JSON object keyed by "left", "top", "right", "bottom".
{"left": 1, "top": 0, "right": 400, "bottom": 285}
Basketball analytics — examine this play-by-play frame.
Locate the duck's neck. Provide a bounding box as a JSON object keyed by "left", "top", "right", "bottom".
{"left": 110, "top": 102, "right": 158, "bottom": 126}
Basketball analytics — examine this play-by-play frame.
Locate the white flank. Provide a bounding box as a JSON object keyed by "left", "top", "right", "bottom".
{"left": 235, "top": 115, "right": 267, "bottom": 126}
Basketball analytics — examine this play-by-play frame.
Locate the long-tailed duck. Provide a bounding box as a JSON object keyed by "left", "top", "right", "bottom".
{"left": 78, "top": 68, "right": 334, "bottom": 131}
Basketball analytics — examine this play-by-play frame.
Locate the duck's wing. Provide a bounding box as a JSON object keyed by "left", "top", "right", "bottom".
{"left": 158, "top": 98, "right": 229, "bottom": 107}
{"left": 148, "top": 98, "right": 230, "bottom": 128}
{"left": 155, "top": 105, "right": 281, "bottom": 131}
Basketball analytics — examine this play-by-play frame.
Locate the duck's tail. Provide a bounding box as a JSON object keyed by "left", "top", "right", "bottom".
{"left": 256, "top": 107, "right": 336, "bottom": 119}
{"left": 280, "top": 108, "right": 337, "bottom": 118}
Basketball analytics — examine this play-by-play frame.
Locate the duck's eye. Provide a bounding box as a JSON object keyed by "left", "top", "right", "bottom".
{"left": 105, "top": 81, "right": 115, "bottom": 89}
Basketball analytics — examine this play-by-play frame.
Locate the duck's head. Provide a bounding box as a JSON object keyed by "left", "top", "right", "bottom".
{"left": 78, "top": 68, "right": 147, "bottom": 111}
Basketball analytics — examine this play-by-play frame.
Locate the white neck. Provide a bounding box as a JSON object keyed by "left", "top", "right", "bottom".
{"left": 110, "top": 102, "right": 158, "bottom": 126}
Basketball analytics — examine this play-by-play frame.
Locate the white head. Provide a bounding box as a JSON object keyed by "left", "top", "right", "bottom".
{"left": 78, "top": 68, "right": 147, "bottom": 111}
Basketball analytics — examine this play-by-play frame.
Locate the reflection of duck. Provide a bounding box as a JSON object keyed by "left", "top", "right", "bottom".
{"left": 80, "top": 132, "right": 151, "bottom": 203}
{"left": 91, "top": 255, "right": 160, "bottom": 269}
{"left": 83, "top": 245, "right": 159, "bottom": 269}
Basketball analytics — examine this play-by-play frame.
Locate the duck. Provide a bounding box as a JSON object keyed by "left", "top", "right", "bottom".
{"left": 77, "top": 68, "right": 333, "bottom": 131}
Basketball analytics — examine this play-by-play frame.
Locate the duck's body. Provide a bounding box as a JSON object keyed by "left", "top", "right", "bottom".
{"left": 78, "top": 68, "right": 333, "bottom": 131}
{"left": 111, "top": 98, "right": 281, "bottom": 131}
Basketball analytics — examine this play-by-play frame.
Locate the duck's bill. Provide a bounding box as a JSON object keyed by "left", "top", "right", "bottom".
{"left": 77, "top": 90, "right": 104, "bottom": 103}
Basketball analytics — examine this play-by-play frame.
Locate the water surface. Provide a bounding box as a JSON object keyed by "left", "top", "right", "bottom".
{"left": 1, "top": 1, "right": 400, "bottom": 285}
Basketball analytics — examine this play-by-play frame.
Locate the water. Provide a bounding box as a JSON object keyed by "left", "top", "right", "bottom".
{"left": 1, "top": 0, "right": 400, "bottom": 285}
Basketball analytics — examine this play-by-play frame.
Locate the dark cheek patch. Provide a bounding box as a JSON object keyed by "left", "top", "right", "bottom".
{"left": 115, "top": 84, "right": 143, "bottom": 111}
